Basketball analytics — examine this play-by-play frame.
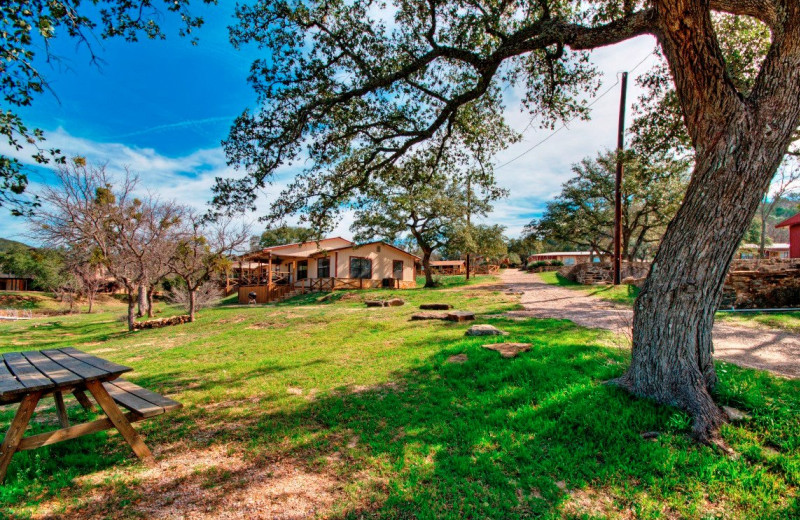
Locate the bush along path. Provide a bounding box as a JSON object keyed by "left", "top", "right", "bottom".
{"left": 501, "top": 269, "right": 800, "bottom": 379}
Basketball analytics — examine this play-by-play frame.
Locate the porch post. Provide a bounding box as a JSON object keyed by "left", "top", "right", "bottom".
{"left": 267, "top": 253, "right": 273, "bottom": 302}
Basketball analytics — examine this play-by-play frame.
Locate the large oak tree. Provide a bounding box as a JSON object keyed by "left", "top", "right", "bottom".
{"left": 534, "top": 151, "right": 688, "bottom": 260}
{"left": 218, "top": 0, "right": 800, "bottom": 443}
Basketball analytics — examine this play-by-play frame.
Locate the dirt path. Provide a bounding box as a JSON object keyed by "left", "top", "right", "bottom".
{"left": 500, "top": 269, "right": 800, "bottom": 379}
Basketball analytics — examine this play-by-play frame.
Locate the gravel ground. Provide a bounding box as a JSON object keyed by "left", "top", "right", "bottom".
{"left": 500, "top": 269, "right": 799, "bottom": 379}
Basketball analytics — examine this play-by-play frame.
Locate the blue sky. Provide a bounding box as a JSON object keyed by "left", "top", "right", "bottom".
{"left": 1, "top": 3, "right": 660, "bottom": 244}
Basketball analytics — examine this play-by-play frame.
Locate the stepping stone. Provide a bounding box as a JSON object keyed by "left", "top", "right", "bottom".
{"left": 722, "top": 405, "right": 751, "bottom": 422}
{"left": 411, "top": 312, "right": 449, "bottom": 321}
{"left": 446, "top": 311, "right": 475, "bottom": 322}
{"left": 466, "top": 324, "right": 508, "bottom": 336}
{"left": 387, "top": 298, "right": 405, "bottom": 307}
{"left": 482, "top": 343, "right": 531, "bottom": 358}
{"left": 447, "top": 354, "right": 468, "bottom": 364}
{"left": 420, "top": 303, "right": 453, "bottom": 310}
{"left": 365, "top": 300, "right": 388, "bottom": 307}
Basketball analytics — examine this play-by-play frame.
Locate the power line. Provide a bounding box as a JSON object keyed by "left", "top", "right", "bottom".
{"left": 496, "top": 51, "right": 654, "bottom": 171}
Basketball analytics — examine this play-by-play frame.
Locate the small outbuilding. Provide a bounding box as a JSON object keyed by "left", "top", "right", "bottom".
{"left": 527, "top": 251, "right": 606, "bottom": 266}
{"left": 0, "top": 274, "right": 32, "bottom": 292}
{"left": 426, "top": 260, "right": 466, "bottom": 275}
{"left": 776, "top": 213, "right": 800, "bottom": 258}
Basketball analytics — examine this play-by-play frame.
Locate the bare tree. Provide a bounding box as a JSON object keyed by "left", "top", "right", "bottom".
{"left": 169, "top": 211, "right": 250, "bottom": 322}
{"left": 29, "top": 159, "right": 183, "bottom": 331}
{"left": 63, "top": 248, "right": 104, "bottom": 313}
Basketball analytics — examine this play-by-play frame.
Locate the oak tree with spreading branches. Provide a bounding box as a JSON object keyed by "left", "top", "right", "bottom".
{"left": 217, "top": 0, "right": 800, "bottom": 443}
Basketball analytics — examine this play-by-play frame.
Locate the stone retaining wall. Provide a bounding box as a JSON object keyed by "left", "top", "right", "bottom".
{"left": 722, "top": 259, "right": 800, "bottom": 309}
{"left": 559, "top": 262, "right": 651, "bottom": 285}
{"left": 558, "top": 258, "right": 800, "bottom": 309}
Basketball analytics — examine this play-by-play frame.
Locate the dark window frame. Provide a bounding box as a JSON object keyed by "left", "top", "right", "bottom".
{"left": 317, "top": 257, "right": 331, "bottom": 278}
{"left": 349, "top": 257, "right": 372, "bottom": 279}
{"left": 297, "top": 260, "right": 308, "bottom": 280}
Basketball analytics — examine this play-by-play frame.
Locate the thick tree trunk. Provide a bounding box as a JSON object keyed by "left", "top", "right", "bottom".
{"left": 126, "top": 289, "right": 136, "bottom": 332}
{"left": 422, "top": 249, "right": 435, "bottom": 288}
{"left": 615, "top": 122, "right": 791, "bottom": 443}
{"left": 136, "top": 284, "right": 146, "bottom": 318}
{"left": 188, "top": 288, "right": 197, "bottom": 322}
{"left": 146, "top": 285, "right": 155, "bottom": 318}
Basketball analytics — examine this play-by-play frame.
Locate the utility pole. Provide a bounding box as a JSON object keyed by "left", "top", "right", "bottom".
{"left": 613, "top": 72, "right": 628, "bottom": 286}
{"left": 465, "top": 173, "right": 471, "bottom": 280}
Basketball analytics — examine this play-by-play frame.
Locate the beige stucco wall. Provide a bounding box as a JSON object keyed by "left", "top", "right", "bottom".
{"left": 321, "top": 243, "right": 417, "bottom": 281}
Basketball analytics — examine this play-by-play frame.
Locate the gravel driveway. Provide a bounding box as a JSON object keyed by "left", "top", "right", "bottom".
{"left": 500, "top": 269, "right": 799, "bottom": 378}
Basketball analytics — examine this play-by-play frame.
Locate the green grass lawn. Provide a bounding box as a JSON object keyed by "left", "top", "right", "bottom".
{"left": 537, "top": 271, "right": 640, "bottom": 306}
{"left": 717, "top": 311, "right": 800, "bottom": 332}
{"left": 0, "top": 280, "right": 798, "bottom": 519}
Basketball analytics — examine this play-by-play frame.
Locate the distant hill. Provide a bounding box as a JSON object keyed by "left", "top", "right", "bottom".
{"left": 0, "top": 238, "right": 31, "bottom": 253}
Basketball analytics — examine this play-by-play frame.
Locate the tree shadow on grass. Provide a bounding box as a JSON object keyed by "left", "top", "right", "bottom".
{"left": 3, "top": 318, "right": 799, "bottom": 519}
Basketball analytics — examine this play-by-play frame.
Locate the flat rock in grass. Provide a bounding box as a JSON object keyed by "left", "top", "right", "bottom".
{"left": 446, "top": 311, "right": 475, "bottom": 322}
{"left": 365, "top": 300, "right": 388, "bottom": 308}
{"left": 420, "top": 303, "right": 453, "bottom": 310}
{"left": 387, "top": 298, "right": 405, "bottom": 307}
{"left": 411, "top": 312, "right": 449, "bottom": 321}
{"left": 722, "top": 405, "right": 751, "bottom": 422}
{"left": 447, "top": 354, "right": 468, "bottom": 364}
{"left": 482, "top": 342, "right": 531, "bottom": 358}
{"left": 466, "top": 324, "right": 508, "bottom": 336}
{"left": 640, "top": 431, "right": 660, "bottom": 440}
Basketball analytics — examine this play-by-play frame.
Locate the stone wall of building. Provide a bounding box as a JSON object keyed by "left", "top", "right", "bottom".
{"left": 559, "top": 262, "right": 651, "bottom": 285}
{"left": 721, "top": 259, "right": 800, "bottom": 309}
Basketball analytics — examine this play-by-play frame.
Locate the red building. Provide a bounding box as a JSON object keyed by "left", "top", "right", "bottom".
{"left": 776, "top": 213, "right": 800, "bottom": 258}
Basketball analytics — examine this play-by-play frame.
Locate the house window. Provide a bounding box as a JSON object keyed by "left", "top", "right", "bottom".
{"left": 564, "top": 257, "right": 576, "bottom": 266}
{"left": 393, "top": 260, "right": 403, "bottom": 279}
{"left": 317, "top": 257, "right": 330, "bottom": 278}
{"left": 297, "top": 260, "right": 308, "bottom": 280}
{"left": 350, "top": 257, "right": 372, "bottom": 279}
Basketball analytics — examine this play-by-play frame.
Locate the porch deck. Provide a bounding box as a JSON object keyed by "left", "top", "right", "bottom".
{"left": 238, "top": 277, "right": 414, "bottom": 304}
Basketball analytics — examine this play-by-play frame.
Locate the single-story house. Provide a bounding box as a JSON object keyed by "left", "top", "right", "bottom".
{"left": 736, "top": 243, "right": 791, "bottom": 259}
{"left": 425, "top": 260, "right": 466, "bottom": 275}
{"left": 0, "top": 273, "right": 32, "bottom": 292}
{"left": 234, "top": 237, "right": 420, "bottom": 303}
{"left": 776, "top": 213, "right": 800, "bottom": 258}
{"left": 527, "top": 251, "right": 605, "bottom": 266}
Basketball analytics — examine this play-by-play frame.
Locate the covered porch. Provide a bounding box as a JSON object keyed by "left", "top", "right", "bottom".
{"left": 235, "top": 250, "right": 412, "bottom": 304}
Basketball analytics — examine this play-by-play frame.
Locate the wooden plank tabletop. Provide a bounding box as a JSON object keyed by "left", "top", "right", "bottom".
{"left": 0, "top": 349, "right": 132, "bottom": 400}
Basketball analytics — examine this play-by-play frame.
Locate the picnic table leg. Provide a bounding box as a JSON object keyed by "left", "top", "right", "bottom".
{"left": 72, "top": 389, "right": 96, "bottom": 412}
{"left": 85, "top": 380, "right": 154, "bottom": 464}
{"left": 53, "top": 391, "right": 70, "bottom": 428}
{"left": 0, "top": 391, "right": 42, "bottom": 483}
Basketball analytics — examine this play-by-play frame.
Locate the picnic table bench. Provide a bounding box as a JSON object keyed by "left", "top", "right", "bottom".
{"left": 0, "top": 348, "right": 182, "bottom": 482}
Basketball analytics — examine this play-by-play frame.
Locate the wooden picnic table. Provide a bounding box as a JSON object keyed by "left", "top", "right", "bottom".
{"left": 0, "top": 348, "right": 181, "bottom": 482}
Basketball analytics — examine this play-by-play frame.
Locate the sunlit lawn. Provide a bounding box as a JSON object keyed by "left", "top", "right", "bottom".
{"left": 537, "top": 271, "right": 640, "bottom": 306}
{"left": 0, "top": 277, "right": 798, "bottom": 519}
{"left": 717, "top": 310, "right": 800, "bottom": 332}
